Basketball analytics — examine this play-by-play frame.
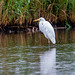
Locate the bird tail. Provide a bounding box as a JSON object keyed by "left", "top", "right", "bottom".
{"left": 50, "top": 38, "right": 56, "bottom": 44}
{"left": 53, "top": 40, "right": 56, "bottom": 44}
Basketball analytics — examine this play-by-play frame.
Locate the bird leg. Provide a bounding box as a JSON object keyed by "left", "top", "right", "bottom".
{"left": 48, "top": 39, "right": 50, "bottom": 48}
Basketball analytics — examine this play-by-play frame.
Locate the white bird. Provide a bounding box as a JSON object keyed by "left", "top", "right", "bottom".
{"left": 34, "top": 17, "right": 56, "bottom": 44}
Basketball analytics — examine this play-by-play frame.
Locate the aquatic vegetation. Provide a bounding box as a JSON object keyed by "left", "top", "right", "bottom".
{"left": 0, "top": 0, "right": 75, "bottom": 29}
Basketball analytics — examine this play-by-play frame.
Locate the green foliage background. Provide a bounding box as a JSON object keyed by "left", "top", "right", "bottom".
{"left": 0, "top": 0, "right": 75, "bottom": 27}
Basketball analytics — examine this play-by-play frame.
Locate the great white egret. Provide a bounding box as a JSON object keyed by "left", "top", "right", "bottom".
{"left": 34, "top": 17, "right": 56, "bottom": 44}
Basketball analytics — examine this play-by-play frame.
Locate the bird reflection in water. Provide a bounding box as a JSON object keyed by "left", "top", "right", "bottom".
{"left": 40, "top": 48, "right": 56, "bottom": 75}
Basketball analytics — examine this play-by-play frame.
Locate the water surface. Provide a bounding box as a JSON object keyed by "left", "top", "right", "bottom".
{"left": 0, "top": 29, "right": 75, "bottom": 75}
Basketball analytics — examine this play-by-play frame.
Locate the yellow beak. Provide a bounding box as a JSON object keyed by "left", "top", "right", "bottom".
{"left": 33, "top": 19, "right": 40, "bottom": 22}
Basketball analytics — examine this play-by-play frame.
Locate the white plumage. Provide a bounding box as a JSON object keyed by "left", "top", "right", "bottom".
{"left": 34, "top": 17, "right": 56, "bottom": 44}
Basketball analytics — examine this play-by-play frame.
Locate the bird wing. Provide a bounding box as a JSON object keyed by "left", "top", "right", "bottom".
{"left": 39, "top": 21, "right": 56, "bottom": 44}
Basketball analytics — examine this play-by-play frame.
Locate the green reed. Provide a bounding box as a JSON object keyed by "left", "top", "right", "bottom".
{"left": 0, "top": 0, "right": 75, "bottom": 28}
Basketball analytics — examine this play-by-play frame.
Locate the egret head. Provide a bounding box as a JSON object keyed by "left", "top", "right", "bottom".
{"left": 33, "top": 17, "right": 45, "bottom": 22}
{"left": 39, "top": 17, "right": 45, "bottom": 21}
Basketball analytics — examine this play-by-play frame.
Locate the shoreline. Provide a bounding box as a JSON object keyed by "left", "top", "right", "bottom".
{"left": 0, "top": 25, "right": 73, "bottom": 33}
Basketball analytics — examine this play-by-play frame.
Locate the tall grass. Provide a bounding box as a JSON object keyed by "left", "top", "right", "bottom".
{"left": 0, "top": 0, "right": 30, "bottom": 26}
{"left": 0, "top": 0, "right": 75, "bottom": 28}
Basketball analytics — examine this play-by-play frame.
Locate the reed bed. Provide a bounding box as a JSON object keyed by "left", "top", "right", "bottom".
{"left": 0, "top": 0, "right": 75, "bottom": 30}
